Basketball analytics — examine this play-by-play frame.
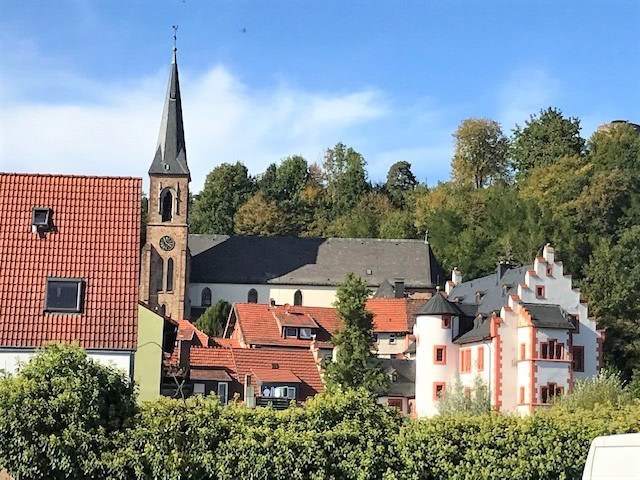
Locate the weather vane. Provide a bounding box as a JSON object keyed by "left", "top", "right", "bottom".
{"left": 172, "top": 25, "right": 179, "bottom": 50}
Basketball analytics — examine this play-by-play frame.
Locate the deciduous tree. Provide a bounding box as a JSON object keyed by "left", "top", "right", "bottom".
{"left": 190, "top": 162, "right": 256, "bottom": 234}
{"left": 511, "top": 107, "right": 585, "bottom": 178}
{"left": 233, "top": 191, "right": 289, "bottom": 236}
{"left": 451, "top": 118, "right": 510, "bottom": 188}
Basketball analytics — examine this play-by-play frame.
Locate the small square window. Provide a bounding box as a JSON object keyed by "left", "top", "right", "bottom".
{"left": 389, "top": 333, "right": 396, "bottom": 344}
{"left": 284, "top": 327, "right": 298, "bottom": 338}
{"left": 434, "top": 345, "right": 446, "bottom": 365}
{"left": 45, "top": 278, "right": 83, "bottom": 313}
{"left": 442, "top": 315, "right": 451, "bottom": 329}
{"left": 32, "top": 207, "right": 53, "bottom": 233}
{"left": 433, "top": 382, "right": 446, "bottom": 400}
{"left": 373, "top": 333, "right": 379, "bottom": 343}
{"left": 193, "top": 383, "right": 205, "bottom": 396}
{"left": 546, "top": 265, "right": 553, "bottom": 276}
{"left": 536, "top": 286, "right": 545, "bottom": 298}
{"left": 299, "top": 328, "right": 312, "bottom": 339}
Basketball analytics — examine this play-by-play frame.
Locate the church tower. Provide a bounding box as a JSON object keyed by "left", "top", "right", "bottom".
{"left": 140, "top": 46, "right": 191, "bottom": 320}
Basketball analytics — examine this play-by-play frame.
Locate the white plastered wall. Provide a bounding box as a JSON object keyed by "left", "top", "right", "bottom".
{"left": 189, "top": 283, "right": 338, "bottom": 308}
{"left": 414, "top": 313, "right": 458, "bottom": 417}
{"left": 0, "top": 350, "right": 133, "bottom": 376}
{"left": 374, "top": 332, "right": 408, "bottom": 357}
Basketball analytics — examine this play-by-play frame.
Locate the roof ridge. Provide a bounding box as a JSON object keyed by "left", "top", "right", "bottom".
{"left": 0, "top": 172, "right": 143, "bottom": 181}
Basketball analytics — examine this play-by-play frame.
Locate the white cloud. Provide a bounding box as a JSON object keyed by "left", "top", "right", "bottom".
{"left": 0, "top": 63, "right": 388, "bottom": 193}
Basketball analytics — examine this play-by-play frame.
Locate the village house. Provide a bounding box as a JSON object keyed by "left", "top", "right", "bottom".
{"left": 414, "top": 244, "right": 603, "bottom": 417}
{"left": 0, "top": 173, "right": 177, "bottom": 401}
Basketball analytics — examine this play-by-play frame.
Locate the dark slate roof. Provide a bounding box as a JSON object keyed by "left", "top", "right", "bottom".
{"left": 454, "top": 319, "right": 491, "bottom": 344}
{"left": 415, "top": 292, "right": 462, "bottom": 315}
{"left": 375, "top": 358, "right": 416, "bottom": 398}
{"left": 522, "top": 303, "right": 574, "bottom": 329}
{"left": 149, "top": 49, "right": 190, "bottom": 178}
{"left": 189, "top": 235, "right": 445, "bottom": 288}
{"left": 447, "top": 265, "right": 531, "bottom": 315}
{"left": 373, "top": 279, "right": 396, "bottom": 298}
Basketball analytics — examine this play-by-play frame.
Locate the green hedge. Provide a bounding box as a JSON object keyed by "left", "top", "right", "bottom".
{"left": 2, "top": 346, "right": 640, "bottom": 480}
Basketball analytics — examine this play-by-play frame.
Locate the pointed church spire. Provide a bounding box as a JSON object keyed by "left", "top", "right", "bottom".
{"left": 149, "top": 33, "right": 190, "bottom": 179}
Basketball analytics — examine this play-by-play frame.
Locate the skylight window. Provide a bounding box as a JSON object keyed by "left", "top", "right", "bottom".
{"left": 32, "top": 207, "right": 53, "bottom": 233}
{"left": 45, "top": 278, "right": 83, "bottom": 313}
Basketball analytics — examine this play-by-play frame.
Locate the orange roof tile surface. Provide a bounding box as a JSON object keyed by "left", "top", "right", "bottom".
{"left": 232, "top": 303, "right": 342, "bottom": 348}
{"left": 0, "top": 173, "right": 141, "bottom": 350}
{"left": 186, "top": 345, "right": 323, "bottom": 400}
{"left": 366, "top": 298, "right": 424, "bottom": 333}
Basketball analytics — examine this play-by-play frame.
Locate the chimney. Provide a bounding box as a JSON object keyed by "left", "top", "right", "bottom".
{"left": 394, "top": 278, "right": 405, "bottom": 298}
{"left": 178, "top": 338, "right": 191, "bottom": 371}
{"left": 244, "top": 375, "right": 256, "bottom": 408}
{"left": 497, "top": 261, "right": 512, "bottom": 281}
{"left": 452, "top": 267, "right": 462, "bottom": 285}
{"left": 270, "top": 298, "right": 276, "bottom": 307}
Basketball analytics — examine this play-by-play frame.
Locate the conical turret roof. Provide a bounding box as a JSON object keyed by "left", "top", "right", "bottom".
{"left": 415, "top": 292, "right": 462, "bottom": 316}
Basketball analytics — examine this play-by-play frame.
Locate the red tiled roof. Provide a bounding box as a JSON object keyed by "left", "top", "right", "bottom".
{"left": 251, "top": 367, "right": 301, "bottom": 383}
{"left": 232, "top": 303, "right": 341, "bottom": 348}
{"left": 176, "top": 319, "right": 210, "bottom": 346}
{"left": 186, "top": 346, "right": 323, "bottom": 400}
{"left": 0, "top": 173, "right": 141, "bottom": 350}
{"left": 274, "top": 311, "right": 319, "bottom": 328}
{"left": 366, "top": 298, "right": 423, "bottom": 333}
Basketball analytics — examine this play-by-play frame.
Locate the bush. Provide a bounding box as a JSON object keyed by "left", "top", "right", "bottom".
{"left": 554, "top": 368, "right": 631, "bottom": 409}
{"left": 437, "top": 374, "right": 491, "bottom": 415}
{"left": 0, "top": 344, "right": 137, "bottom": 479}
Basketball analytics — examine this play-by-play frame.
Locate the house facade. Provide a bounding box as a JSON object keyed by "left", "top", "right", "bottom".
{"left": 414, "top": 244, "right": 603, "bottom": 417}
{"left": 0, "top": 173, "right": 177, "bottom": 399}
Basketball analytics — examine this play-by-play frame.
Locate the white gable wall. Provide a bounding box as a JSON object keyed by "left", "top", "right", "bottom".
{"left": 0, "top": 350, "right": 133, "bottom": 376}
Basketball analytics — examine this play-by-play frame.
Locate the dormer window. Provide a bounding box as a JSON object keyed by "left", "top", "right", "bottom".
{"left": 284, "top": 327, "right": 298, "bottom": 338}
{"left": 32, "top": 207, "right": 52, "bottom": 233}
{"left": 299, "top": 327, "right": 312, "bottom": 339}
{"left": 45, "top": 278, "right": 83, "bottom": 313}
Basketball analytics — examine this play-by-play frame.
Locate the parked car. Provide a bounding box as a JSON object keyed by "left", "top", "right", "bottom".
{"left": 582, "top": 433, "right": 640, "bottom": 480}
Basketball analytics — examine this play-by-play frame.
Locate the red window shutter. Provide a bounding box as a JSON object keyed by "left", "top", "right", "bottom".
{"left": 520, "top": 343, "right": 526, "bottom": 360}
{"left": 477, "top": 346, "right": 484, "bottom": 371}
{"left": 519, "top": 386, "right": 525, "bottom": 404}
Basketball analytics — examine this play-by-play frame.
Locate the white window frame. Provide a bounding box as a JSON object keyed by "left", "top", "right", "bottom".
{"left": 193, "top": 383, "right": 205, "bottom": 396}
{"left": 217, "top": 382, "right": 228, "bottom": 405}
{"left": 299, "top": 328, "right": 312, "bottom": 339}
{"left": 287, "top": 386, "right": 296, "bottom": 399}
{"left": 284, "top": 327, "right": 298, "bottom": 338}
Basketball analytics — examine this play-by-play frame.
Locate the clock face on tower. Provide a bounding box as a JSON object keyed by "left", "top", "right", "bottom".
{"left": 159, "top": 235, "right": 175, "bottom": 251}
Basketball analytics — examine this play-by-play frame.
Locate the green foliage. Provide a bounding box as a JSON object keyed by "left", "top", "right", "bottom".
{"left": 582, "top": 226, "right": 640, "bottom": 378}
{"left": 451, "top": 118, "right": 510, "bottom": 189}
{"left": 385, "top": 161, "right": 418, "bottom": 208}
{"left": 0, "top": 344, "right": 137, "bottom": 480}
{"left": 437, "top": 375, "right": 491, "bottom": 416}
{"left": 323, "top": 142, "right": 371, "bottom": 218}
{"left": 511, "top": 106, "right": 586, "bottom": 177}
{"left": 395, "top": 404, "right": 640, "bottom": 480}
{"left": 328, "top": 192, "right": 394, "bottom": 238}
{"left": 190, "top": 162, "right": 256, "bottom": 234}
{"left": 324, "top": 274, "right": 388, "bottom": 394}
{"left": 3, "top": 351, "right": 640, "bottom": 480}
{"left": 195, "top": 300, "right": 231, "bottom": 337}
{"left": 233, "top": 191, "right": 290, "bottom": 236}
{"left": 553, "top": 369, "right": 632, "bottom": 410}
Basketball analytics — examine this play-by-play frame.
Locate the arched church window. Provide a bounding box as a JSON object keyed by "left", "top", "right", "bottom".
{"left": 201, "top": 287, "right": 212, "bottom": 307}
{"left": 166, "top": 258, "right": 174, "bottom": 291}
{"left": 294, "top": 290, "right": 303, "bottom": 306}
{"left": 161, "top": 189, "right": 173, "bottom": 222}
{"left": 248, "top": 288, "right": 258, "bottom": 304}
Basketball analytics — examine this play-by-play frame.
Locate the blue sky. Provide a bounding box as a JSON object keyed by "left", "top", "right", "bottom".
{"left": 1, "top": 0, "right": 638, "bottom": 193}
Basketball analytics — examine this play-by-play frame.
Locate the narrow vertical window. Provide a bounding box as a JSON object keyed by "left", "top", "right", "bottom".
{"left": 157, "top": 259, "right": 164, "bottom": 292}
{"left": 541, "top": 386, "right": 548, "bottom": 404}
{"left": 536, "top": 286, "right": 545, "bottom": 298}
{"left": 433, "top": 382, "right": 446, "bottom": 400}
{"left": 442, "top": 315, "right": 451, "bottom": 329}
{"left": 541, "top": 343, "right": 548, "bottom": 359}
{"left": 434, "top": 345, "right": 446, "bottom": 365}
{"left": 572, "top": 346, "right": 584, "bottom": 372}
{"left": 477, "top": 346, "right": 484, "bottom": 371}
{"left": 161, "top": 190, "right": 173, "bottom": 222}
{"left": 166, "top": 258, "right": 174, "bottom": 292}
{"left": 570, "top": 314, "right": 580, "bottom": 334}
{"left": 520, "top": 343, "right": 526, "bottom": 360}
{"left": 519, "top": 386, "right": 525, "bottom": 404}
{"left": 201, "top": 287, "right": 212, "bottom": 307}
{"left": 217, "top": 382, "right": 228, "bottom": 406}
{"left": 555, "top": 343, "right": 563, "bottom": 360}
{"left": 294, "top": 289, "right": 303, "bottom": 306}
{"left": 548, "top": 340, "right": 557, "bottom": 359}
